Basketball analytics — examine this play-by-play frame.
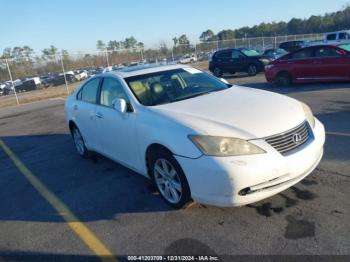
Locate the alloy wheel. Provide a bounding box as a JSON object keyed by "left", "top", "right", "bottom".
{"left": 153, "top": 158, "right": 182, "bottom": 204}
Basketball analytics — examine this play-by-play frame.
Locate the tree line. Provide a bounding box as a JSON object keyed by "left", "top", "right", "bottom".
{"left": 197, "top": 5, "right": 350, "bottom": 42}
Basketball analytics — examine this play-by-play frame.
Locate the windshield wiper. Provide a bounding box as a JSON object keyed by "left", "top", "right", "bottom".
{"left": 170, "top": 91, "right": 213, "bottom": 103}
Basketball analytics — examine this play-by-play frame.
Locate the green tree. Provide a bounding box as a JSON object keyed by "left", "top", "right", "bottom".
{"left": 199, "top": 29, "right": 215, "bottom": 42}
{"left": 217, "top": 29, "right": 235, "bottom": 40}
{"left": 96, "top": 40, "right": 106, "bottom": 51}
{"left": 124, "top": 36, "right": 138, "bottom": 49}
{"left": 178, "top": 34, "right": 190, "bottom": 45}
{"left": 42, "top": 45, "right": 58, "bottom": 60}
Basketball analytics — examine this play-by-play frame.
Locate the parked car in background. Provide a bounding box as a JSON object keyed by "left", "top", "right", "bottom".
{"left": 14, "top": 79, "right": 37, "bottom": 92}
{"left": 52, "top": 74, "right": 76, "bottom": 86}
{"left": 279, "top": 41, "right": 306, "bottom": 52}
{"left": 74, "top": 70, "right": 88, "bottom": 81}
{"left": 265, "top": 44, "right": 350, "bottom": 86}
{"left": 324, "top": 30, "right": 350, "bottom": 42}
{"left": 261, "top": 48, "right": 288, "bottom": 60}
{"left": 65, "top": 64, "right": 325, "bottom": 208}
{"left": 209, "top": 48, "right": 267, "bottom": 77}
{"left": 179, "top": 54, "right": 197, "bottom": 64}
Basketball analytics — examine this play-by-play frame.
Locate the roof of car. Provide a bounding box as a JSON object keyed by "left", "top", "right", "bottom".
{"left": 105, "top": 63, "right": 189, "bottom": 78}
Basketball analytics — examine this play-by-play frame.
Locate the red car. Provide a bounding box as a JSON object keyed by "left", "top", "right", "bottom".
{"left": 265, "top": 44, "right": 350, "bottom": 86}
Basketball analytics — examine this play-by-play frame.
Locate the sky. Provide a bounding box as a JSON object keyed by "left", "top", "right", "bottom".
{"left": 0, "top": 0, "right": 348, "bottom": 54}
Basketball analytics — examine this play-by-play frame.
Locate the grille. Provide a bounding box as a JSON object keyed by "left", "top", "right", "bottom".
{"left": 265, "top": 121, "right": 311, "bottom": 155}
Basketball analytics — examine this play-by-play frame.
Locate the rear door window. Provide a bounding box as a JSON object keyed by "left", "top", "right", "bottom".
{"left": 232, "top": 50, "right": 244, "bottom": 59}
{"left": 216, "top": 51, "right": 232, "bottom": 59}
{"left": 291, "top": 48, "right": 313, "bottom": 60}
{"left": 80, "top": 78, "right": 101, "bottom": 104}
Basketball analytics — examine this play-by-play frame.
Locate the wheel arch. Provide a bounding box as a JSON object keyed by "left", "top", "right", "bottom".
{"left": 68, "top": 120, "right": 78, "bottom": 135}
{"left": 145, "top": 143, "right": 174, "bottom": 177}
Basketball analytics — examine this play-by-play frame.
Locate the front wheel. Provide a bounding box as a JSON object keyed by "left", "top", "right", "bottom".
{"left": 213, "top": 67, "right": 223, "bottom": 77}
{"left": 150, "top": 150, "right": 191, "bottom": 208}
{"left": 274, "top": 72, "right": 292, "bottom": 86}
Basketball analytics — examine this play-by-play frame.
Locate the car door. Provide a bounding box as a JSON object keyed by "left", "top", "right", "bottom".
{"left": 214, "top": 50, "right": 232, "bottom": 72}
{"left": 95, "top": 76, "right": 140, "bottom": 169}
{"left": 287, "top": 48, "right": 315, "bottom": 81}
{"left": 73, "top": 77, "right": 102, "bottom": 151}
{"left": 230, "top": 50, "right": 247, "bottom": 72}
{"left": 313, "top": 46, "right": 349, "bottom": 80}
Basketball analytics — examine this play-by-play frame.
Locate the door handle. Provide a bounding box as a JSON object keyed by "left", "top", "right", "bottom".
{"left": 95, "top": 112, "right": 104, "bottom": 119}
{"left": 73, "top": 105, "right": 78, "bottom": 110}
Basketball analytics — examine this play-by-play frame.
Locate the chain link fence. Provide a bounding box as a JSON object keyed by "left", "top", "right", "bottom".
{"left": 0, "top": 33, "right": 324, "bottom": 107}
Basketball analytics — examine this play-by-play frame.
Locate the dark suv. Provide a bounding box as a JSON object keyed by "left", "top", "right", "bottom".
{"left": 279, "top": 41, "right": 306, "bottom": 52}
{"left": 209, "top": 48, "right": 266, "bottom": 77}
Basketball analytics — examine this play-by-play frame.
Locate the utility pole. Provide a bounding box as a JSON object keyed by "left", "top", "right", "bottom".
{"left": 5, "top": 58, "right": 19, "bottom": 105}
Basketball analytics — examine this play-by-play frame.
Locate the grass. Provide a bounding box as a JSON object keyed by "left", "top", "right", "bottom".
{"left": 0, "top": 61, "right": 210, "bottom": 109}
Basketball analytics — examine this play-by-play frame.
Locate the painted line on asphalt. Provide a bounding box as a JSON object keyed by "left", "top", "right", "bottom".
{"left": 326, "top": 131, "right": 350, "bottom": 137}
{"left": 0, "top": 138, "right": 117, "bottom": 262}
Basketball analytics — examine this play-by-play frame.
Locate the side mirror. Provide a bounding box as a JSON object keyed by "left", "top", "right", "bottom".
{"left": 113, "top": 98, "right": 127, "bottom": 113}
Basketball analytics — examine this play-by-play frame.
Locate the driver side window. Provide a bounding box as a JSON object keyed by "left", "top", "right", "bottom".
{"left": 99, "top": 77, "right": 129, "bottom": 108}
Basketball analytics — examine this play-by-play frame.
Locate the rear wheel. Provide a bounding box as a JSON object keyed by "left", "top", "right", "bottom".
{"left": 149, "top": 149, "right": 191, "bottom": 208}
{"left": 213, "top": 67, "right": 223, "bottom": 77}
{"left": 274, "top": 72, "right": 292, "bottom": 86}
{"left": 247, "top": 64, "right": 257, "bottom": 76}
{"left": 71, "top": 126, "right": 89, "bottom": 158}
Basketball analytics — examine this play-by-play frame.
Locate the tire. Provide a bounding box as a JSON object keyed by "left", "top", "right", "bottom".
{"left": 247, "top": 64, "right": 257, "bottom": 76}
{"left": 71, "top": 126, "right": 90, "bottom": 158}
{"left": 213, "top": 67, "right": 223, "bottom": 77}
{"left": 149, "top": 149, "right": 191, "bottom": 208}
{"left": 274, "top": 72, "right": 292, "bottom": 87}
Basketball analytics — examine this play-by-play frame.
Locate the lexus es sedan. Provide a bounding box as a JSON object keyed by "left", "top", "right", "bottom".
{"left": 65, "top": 64, "right": 325, "bottom": 208}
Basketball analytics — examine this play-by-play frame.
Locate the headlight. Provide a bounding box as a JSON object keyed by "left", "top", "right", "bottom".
{"left": 188, "top": 135, "right": 266, "bottom": 156}
{"left": 301, "top": 102, "right": 315, "bottom": 128}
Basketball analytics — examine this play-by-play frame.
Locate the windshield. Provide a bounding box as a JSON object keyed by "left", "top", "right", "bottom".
{"left": 241, "top": 49, "right": 260, "bottom": 57}
{"left": 339, "top": 44, "right": 350, "bottom": 52}
{"left": 125, "top": 68, "right": 230, "bottom": 106}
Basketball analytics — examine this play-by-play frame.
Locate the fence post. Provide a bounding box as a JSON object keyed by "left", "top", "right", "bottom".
{"left": 105, "top": 49, "right": 110, "bottom": 67}
{"left": 216, "top": 41, "right": 219, "bottom": 50}
{"left": 59, "top": 54, "right": 70, "bottom": 95}
{"left": 262, "top": 37, "right": 265, "bottom": 51}
{"left": 274, "top": 37, "right": 277, "bottom": 48}
{"left": 171, "top": 48, "right": 174, "bottom": 62}
{"left": 5, "top": 58, "right": 19, "bottom": 105}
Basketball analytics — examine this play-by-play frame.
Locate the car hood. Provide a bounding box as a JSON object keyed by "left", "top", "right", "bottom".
{"left": 151, "top": 86, "right": 306, "bottom": 139}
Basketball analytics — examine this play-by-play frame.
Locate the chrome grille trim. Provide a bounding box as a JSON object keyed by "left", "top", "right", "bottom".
{"left": 264, "top": 121, "right": 312, "bottom": 155}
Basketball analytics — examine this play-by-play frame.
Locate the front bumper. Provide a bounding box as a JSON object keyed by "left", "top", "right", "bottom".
{"left": 175, "top": 118, "right": 325, "bottom": 207}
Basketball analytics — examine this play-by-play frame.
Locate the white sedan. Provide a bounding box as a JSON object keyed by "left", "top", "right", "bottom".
{"left": 65, "top": 64, "right": 325, "bottom": 208}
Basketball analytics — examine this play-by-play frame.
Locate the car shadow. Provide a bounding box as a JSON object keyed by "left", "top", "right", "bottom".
{"left": 0, "top": 134, "right": 173, "bottom": 223}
